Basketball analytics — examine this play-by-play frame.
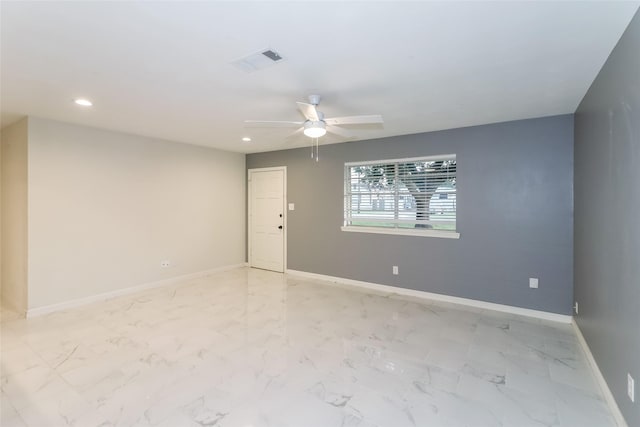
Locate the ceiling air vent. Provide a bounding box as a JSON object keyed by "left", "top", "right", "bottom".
{"left": 261, "top": 49, "right": 282, "bottom": 62}
{"left": 232, "top": 48, "right": 285, "bottom": 73}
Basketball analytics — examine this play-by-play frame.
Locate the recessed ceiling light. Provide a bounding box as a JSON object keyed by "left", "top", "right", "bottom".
{"left": 74, "top": 98, "right": 93, "bottom": 107}
{"left": 242, "top": 137, "right": 252, "bottom": 142}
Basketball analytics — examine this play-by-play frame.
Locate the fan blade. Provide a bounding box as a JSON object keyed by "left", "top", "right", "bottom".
{"left": 296, "top": 102, "right": 319, "bottom": 121}
{"left": 244, "top": 120, "right": 304, "bottom": 128}
{"left": 285, "top": 127, "right": 304, "bottom": 139}
{"left": 324, "top": 115, "right": 383, "bottom": 125}
{"left": 326, "top": 125, "right": 355, "bottom": 139}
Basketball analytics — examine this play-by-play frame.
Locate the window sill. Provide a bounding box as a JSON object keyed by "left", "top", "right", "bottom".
{"left": 340, "top": 226, "right": 460, "bottom": 239}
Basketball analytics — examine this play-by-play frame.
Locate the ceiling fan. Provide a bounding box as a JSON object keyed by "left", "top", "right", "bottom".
{"left": 244, "top": 94, "right": 383, "bottom": 140}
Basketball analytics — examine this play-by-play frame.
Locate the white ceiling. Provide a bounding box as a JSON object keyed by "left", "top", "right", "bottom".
{"left": 1, "top": 1, "right": 638, "bottom": 154}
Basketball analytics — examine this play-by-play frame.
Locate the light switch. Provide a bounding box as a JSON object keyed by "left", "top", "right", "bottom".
{"left": 288, "top": 203, "right": 295, "bottom": 211}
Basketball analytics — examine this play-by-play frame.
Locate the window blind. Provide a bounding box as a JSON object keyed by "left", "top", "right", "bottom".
{"left": 344, "top": 155, "right": 456, "bottom": 233}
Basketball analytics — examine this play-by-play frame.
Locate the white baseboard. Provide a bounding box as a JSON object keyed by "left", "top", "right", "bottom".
{"left": 285, "top": 269, "right": 573, "bottom": 324}
{"left": 26, "top": 263, "right": 245, "bottom": 318}
{"left": 572, "top": 319, "right": 628, "bottom": 427}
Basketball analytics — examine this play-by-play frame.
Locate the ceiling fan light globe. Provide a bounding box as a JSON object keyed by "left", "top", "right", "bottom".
{"left": 303, "top": 121, "right": 327, "bottom": 138}
{"left": 303, "top": 127, "right": 326, "bottom": 138}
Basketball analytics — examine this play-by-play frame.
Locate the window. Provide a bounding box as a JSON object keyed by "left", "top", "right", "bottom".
{"left": 343, "top": 154, "right": 458, "bottom": 238}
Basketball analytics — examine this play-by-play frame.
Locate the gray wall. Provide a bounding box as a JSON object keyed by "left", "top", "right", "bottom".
{"left": 574, "top": 9, "right": 640, "bottom": 426}
{"left": 248, "top": 115, "right": 574, "bottom": 314}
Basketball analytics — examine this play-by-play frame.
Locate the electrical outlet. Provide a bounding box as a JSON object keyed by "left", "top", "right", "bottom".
{"left": 529, "top": 278, "right": 539, "bottom": 289}
{"left": 629, "top": 373, "right": 635, "bottom": 403}
{"left": 392, "top": 266, "right": 399, "bottom": 275}
{"left": 160, "top": 260, "right": 170, "bottom": 268}
{"left": 574, "top": 302, "right": 579, "bottom": 314}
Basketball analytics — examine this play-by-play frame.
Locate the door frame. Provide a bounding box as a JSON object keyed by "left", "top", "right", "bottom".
{"left": 248, "top": 166, "right": 287, "bottom": 272}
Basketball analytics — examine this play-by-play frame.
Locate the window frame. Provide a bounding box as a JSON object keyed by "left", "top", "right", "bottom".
{"left": 342, "top": 154, "right": 459, "bottom": 239}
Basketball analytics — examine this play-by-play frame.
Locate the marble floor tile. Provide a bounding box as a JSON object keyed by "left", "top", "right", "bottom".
{"left": 0, "top": 267, "right": 617, "bottom": 427}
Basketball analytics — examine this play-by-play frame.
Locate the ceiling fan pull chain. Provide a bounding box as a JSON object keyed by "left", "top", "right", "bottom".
{"left": 316, "top": 137, "right": 319, "bottom": 162}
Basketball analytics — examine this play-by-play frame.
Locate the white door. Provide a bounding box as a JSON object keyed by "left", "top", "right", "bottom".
{"left": 249, "top": 167, "right": 285, "bottom": 272}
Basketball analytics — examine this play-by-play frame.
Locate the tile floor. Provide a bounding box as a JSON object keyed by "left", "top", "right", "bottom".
{"left": 0, "top": 268, "right": 616, "bottom": 427}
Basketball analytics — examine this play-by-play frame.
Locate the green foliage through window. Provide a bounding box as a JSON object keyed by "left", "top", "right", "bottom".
{"left": 344, "top": 155, "right": 456, "bottom": 232}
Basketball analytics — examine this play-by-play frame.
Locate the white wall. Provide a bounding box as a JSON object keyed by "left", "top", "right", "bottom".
{"left": 27, "top": 117, "right": 245, "bottom": 310}
{"left": 1, "top": 118, "right": 29, "bottom": 313}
